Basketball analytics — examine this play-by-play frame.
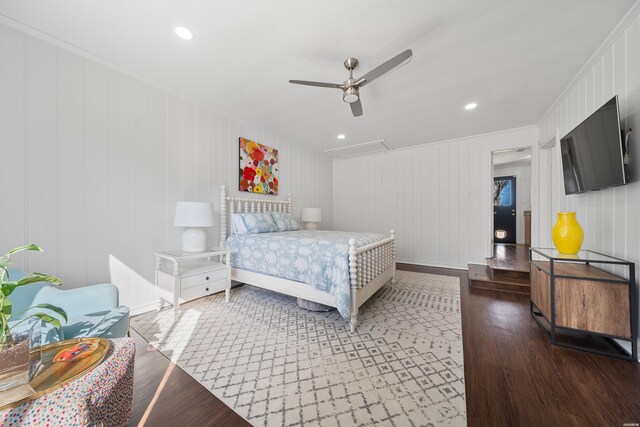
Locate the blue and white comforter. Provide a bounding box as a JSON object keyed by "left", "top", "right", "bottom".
{"left": 226, "top": 230, "right": 386, "bottom": 319}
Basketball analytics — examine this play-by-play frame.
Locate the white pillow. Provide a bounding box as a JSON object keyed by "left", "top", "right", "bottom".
{"left": 235, "top": 212, "right": 279, "bottom": 234}
{"left": 270, "top": 212, "right": 302, "bottom": 231}
{"left": 232, "top": 213, "right": 248, "bottom": 234}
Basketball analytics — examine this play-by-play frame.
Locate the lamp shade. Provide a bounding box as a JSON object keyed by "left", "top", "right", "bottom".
{"left": 301, "top": 208, "right": 322, "bottom": 223}
{"left": 174, "top": 202, "right": 214, "bottom": 227}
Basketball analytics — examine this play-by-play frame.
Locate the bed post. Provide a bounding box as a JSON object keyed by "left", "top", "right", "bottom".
{"left": 286, "top": 193, "right": 292, "bottom": 214}
{"left": 390, "top": 229, "right": 396, "bottom": 287}
{"left": 221, "top": 185, "right": 231, "bottom": 303}
{"left": 220, "top": 185, "right": 227, "bottom": 249}
{"left": 348, "top": 238, "right": 358, "bottom": 333}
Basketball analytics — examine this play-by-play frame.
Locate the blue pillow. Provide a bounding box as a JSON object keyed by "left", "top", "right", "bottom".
{"left": 270, "top": 212, "right": 301, "bottom": 231}
{"left": 237, "top": 212, "right": 278, "bottom": 234}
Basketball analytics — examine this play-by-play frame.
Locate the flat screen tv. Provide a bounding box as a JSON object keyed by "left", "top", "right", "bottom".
{"left": 560, "top": 95, "right": 628, "bottom": 195}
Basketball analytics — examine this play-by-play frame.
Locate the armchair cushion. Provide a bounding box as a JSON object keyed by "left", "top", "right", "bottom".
{"left": 85, "top": 306, "right": 130, "bottom": 339}
{"left": 33, "top": 284, "right": 120, "bottom": 317}
{"left": 62, "top": 307, "right": 129, "bottom": 340}
{"left": 32, "top": 285, "right": 129, "bottom": 342}
{"left": 6, "top": 270, "right": 129, "bottom": 344}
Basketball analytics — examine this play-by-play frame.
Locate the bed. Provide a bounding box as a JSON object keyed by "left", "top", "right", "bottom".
{"left": 220, "top": 185, "right": 396, "bottom": 332}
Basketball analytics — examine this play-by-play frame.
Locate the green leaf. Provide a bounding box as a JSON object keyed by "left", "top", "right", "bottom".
{"left": 31, "top": 273, "right": 63, "bottom": 286}
{"left": 32, "top": 303, "right": 67, "bottom": 322}
{"left": 2, "top": 299, "right": 11, "bottom": 316}
{"left": 7, "top": 244, "right": 42, "bottom": 256}
{"left": 1, "top": 282, "right": 18, "bottom": 297}
{"left": 16, "top": 274, "right": 62, "bottom": 288}
{"left": 31, "top": 313, "right": 61, "bottom": 330}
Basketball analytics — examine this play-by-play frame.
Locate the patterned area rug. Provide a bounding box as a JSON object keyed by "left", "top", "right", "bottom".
{"left": 131, "top": 270, "right": 466, "bottom": 426}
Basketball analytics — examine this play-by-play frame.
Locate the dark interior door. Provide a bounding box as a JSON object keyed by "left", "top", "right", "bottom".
{"left": 494, "top": 176, "right": 516, "bottom": 244}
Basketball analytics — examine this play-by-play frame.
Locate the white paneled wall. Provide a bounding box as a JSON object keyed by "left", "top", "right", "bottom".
{"left": 537, "top": 6, "right": 639, "bottom": 354}
{"left": 0, "top": 23, "right": 333, "bottom": 314}
{"left": 333, "top": 127, "right": 539, "bottom": 269}
{"left": 537, "top": 7, "right": 640, "bottom": 279}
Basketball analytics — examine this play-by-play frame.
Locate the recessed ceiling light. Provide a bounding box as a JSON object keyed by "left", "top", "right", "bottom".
{"left": 465, "top": 102, "right": 477, "bottom": 110}
{"left": 175, "top": 27, "right": 193, "bottom": 40}
{"left": 337, "top": 134, "right": 346, "bottom": 140}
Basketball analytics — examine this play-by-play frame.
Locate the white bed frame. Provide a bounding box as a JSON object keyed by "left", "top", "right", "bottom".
{"left": 219, "top": 185, "right": 396, "bottom": 332}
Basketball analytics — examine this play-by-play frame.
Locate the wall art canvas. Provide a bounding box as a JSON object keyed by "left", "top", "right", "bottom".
{"left": 239, "top": 137, "right": 279, "bottom": 195}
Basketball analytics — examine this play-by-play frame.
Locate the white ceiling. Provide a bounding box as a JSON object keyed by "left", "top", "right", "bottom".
{"left": 0, "top": 0, "right": 634, "bottom": 150}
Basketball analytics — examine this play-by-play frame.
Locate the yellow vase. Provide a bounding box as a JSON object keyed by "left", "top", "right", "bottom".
{"left": 552, "top": 212, "right": 584, "bottom": 255}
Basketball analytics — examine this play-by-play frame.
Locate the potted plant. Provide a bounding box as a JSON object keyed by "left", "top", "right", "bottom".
{"left": 0, "top": 244, "right": 67, "bottom": 390}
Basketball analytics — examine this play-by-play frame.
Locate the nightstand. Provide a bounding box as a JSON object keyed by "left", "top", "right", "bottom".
{"left": 154, "top": 248, "right": 231, "bottom": 312}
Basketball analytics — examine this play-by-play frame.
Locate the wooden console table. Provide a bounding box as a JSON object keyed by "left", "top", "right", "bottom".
{"left": 529, "top": 248, "right": 636, "bottom": 361}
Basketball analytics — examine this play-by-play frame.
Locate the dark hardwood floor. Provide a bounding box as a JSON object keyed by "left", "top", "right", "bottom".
{"left": 469, "top": 243, "right": 531, "bottom": 295}
{"left": 399, "top": 263, "right": 640, "bottom": 427}
{"left": 129, "top": 264, "right": 640, "bottom": 426}
{"left": 128, "top": 331, "right": 248, "bottom": 426}
{"left": 489, "top": 243, "right": 531, "bottom": 273}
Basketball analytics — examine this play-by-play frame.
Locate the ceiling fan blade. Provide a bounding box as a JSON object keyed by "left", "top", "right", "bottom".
{"left": 357, "top": 49, "right": 413, "bottom": 87}
{"left": 289, "top": 80, "right": 343, "bottom": 89}
{"left": 350, "top": 98, "right": 363, "bottom": 117}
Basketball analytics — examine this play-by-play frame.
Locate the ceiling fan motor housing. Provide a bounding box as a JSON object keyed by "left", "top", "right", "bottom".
{"left": 343, "top": 86, "right": 359, "bottom": 103}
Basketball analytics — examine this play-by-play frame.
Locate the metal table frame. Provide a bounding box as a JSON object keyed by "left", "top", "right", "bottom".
{"left": 529, "top": 247, "right": 637, "bottom": 362}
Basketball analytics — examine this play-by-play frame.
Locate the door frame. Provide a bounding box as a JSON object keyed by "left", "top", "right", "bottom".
{"left": 538, "top": 130, "right": 560, "bottom": 248}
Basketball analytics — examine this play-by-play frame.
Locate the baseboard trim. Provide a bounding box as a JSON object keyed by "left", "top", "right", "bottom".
{"left": 467, "top": 261, "right": 489, "bottom": 267}
{"left": 130, "top": 262, "right": 469, "bottom": 314}
{"left": 130, "top": 300, "right": 161, "bottom": 317}
{"left": 396, "top": 259, "right": 468, "bottom": 271}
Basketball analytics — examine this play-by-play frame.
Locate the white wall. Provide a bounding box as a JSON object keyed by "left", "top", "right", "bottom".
{"left": 537, "top": 4, "right": 640, "bottom": 355}
{"left": 537, "top": 5, "right": 640, "bottom": 279}
{"left": 332, "top": 126, "right": 539, "bottom": 269}
{"left": 493, "top": 161, "right": 532, "bottom": 244}
{"left": 0, "top": 23, "right": 333, "bottom": 314}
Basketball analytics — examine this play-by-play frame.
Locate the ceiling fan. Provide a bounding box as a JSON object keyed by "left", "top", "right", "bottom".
{"left": 289, "top": 49, "right": 413, "bottom": 117}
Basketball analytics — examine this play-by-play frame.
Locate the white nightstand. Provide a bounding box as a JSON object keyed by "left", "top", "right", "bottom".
{"left": 154, "top": 248, "right": 231, "bottom": 312}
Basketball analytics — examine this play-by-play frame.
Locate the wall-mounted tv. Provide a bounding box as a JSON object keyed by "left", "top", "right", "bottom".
{"left": 560, "top": 95, "right": 628, "bottom": 195}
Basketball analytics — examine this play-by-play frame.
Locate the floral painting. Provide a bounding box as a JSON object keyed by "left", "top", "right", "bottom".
{"left": 239, "top": 137, "right": 279, "bottom": 195}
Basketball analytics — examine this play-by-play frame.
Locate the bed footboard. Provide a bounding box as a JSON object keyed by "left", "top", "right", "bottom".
{"left": 348, "top": 230, "right": 396, "bottom": 332}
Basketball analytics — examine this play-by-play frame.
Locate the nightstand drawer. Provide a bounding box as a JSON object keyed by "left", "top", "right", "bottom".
{"left": 181, "top": 278, "right": 226, "bottom": 302}
{"left": 182, "top": 268, "right": 227, "bottom": 289}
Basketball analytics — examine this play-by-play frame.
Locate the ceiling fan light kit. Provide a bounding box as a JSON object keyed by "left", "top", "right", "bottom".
{"left": 343, "top": 87, "right": 359, "bottom": 103}
{"left": 289, "top": 49, "right": 413, "bottom": 117}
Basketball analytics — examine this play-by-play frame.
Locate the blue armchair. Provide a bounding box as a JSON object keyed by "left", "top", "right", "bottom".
{"left": 7, "top": 269, "right": 130, "bottom": 344}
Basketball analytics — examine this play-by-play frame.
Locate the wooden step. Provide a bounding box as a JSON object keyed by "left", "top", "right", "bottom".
{"left": 489, "top": 244, "right": 531, "bottom": 273}
{"left": 470, "top": 280, "right": 531, "bottom": 295}
{"left": 486, "top": 258, "right": 530, "bottom": 281}
{"left": 468, "top": 264, "right": 530, "bottom": 295}
{"left": 486, "top": 256, "right": 530, "bottom": 274}
{"left": 477, "top": 263, "right": 530, "bottom": 285}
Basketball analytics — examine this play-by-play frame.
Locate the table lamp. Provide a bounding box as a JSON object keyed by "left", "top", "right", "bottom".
{"left": 301, "top": 208, "right": 322, "bottom": 230}
{"left": 174, "top": 201, "right": 214, "bottom": 252}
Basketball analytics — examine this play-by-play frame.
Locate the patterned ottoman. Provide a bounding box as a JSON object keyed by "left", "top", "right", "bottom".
{"left": 0, "top": 338, "right": 135, "bottom": 427}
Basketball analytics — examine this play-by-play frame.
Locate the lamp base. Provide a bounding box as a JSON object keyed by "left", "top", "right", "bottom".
{"left": 182, "top": 228, "right": 207, "bottom": 252}
{"left": 305, "top": 222, "right": 319, "bottom": 230}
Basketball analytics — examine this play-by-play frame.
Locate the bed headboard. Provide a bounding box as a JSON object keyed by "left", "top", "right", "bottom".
{"left": 220, "top": 185, "right": 292, "bottom": 247}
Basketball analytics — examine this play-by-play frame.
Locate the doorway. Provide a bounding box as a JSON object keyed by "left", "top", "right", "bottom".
{"left": 492, "top": 148, "right": 532, "bottom": 246}
{"left": 494, "top": 175, "right": 516, "bottom": 243}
